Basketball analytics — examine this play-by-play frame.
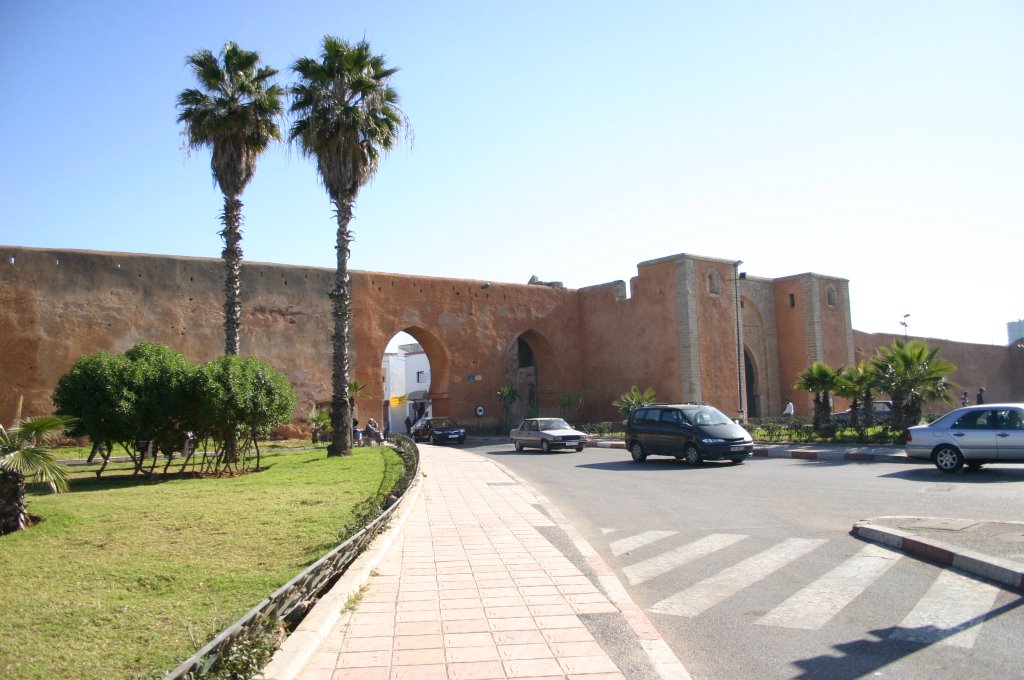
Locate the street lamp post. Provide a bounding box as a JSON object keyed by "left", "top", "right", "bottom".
{"left": 901, "top": 314, "right": 910, "bottom": 340}
{"left": 734, "top": 261, "right": 746, "bottom": 422}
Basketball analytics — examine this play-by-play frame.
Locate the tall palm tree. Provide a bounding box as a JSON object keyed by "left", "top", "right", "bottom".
{"left": 177, "top": 41, "right": 283, "bottom": 355}
{"left": 289, "top": 36, "right": 406, "bottom": 456}
{"left": 0, "top": 416, "right": 72, "bottom": 533}
{"left": 871, "top": 339, "right": 955, "bottom": 435}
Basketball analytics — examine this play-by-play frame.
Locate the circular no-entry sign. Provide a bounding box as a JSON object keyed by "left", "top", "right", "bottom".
{"left": 475, "top": 406, "right": 485, "bottom": 417}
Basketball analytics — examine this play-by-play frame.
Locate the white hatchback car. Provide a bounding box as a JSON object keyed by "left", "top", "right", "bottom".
{"left": 905, "top": 403, "right": 1024, "bottom": 472}
{"left": 509, "top": 418, "right": 587, "bottom": 452}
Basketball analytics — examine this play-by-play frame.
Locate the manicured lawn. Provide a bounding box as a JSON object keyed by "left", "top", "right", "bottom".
{"left": 0, "top": 444, "right": 403, "bottom": 679}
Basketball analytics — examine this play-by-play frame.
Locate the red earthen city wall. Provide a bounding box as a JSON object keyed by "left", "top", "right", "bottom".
{"left": 2, "top": 245, "right": 1019, "bottom": 430}
{"left": 854, "top": 330, "right": 1023, "bottom": 413}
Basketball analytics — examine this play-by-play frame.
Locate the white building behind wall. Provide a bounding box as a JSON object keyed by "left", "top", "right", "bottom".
{"left": 381, "top": 343, "right": 431, "bottom": 433}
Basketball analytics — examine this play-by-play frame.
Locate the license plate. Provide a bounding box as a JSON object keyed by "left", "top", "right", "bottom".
{"left": 448, "top": 434, "right": 459, "bottom": 439}
{"left": 730, "top": 445, "right": 747, "bottom": 452}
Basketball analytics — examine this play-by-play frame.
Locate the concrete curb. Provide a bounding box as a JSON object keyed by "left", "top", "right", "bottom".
{"left": 850, "top": 518, "right": 1024, "bottom": 593}
{"left": 752, "top": 448, "right": 919, "bottom": 464}
{"left": 584, "top": 440, "right": 917, "bottom": 463}
{"left": 259, "top": 474, "right": 424, "bottom": 680}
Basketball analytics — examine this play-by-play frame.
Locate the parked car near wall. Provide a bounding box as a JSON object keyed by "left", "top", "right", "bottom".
{"left": 625, "top": 403, "right": 753, "bottom": 465}
{"left": 905, "top": 403, "right": 1024, "bottom": 472}
{"left": 509, "top": 418, "right": 587, "bottom": 452}
{"left": 833, "top": 400, "right": 894, "bottom": 424}
{"left": 411, "top": 417, "right": 466, "bottom": 445}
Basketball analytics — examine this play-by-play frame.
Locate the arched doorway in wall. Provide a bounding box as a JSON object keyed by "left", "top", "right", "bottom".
{"left": 380, "top": 327, "right": 450, "bottom": 434}
{"left": 505, "top": 330, "right": 558, "bottom": 424}
{"left": 744, "top": 349, "right": 760, "bottom": 418}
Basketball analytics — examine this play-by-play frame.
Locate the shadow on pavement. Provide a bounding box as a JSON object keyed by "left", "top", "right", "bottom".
{"left": 484, "top": 448, "right": 582, "bottom": 457}
{"left": 574, "top": 459, "right": 743, "bottom": 472}
{"left": 793, "top": 595, "right": 1024, "bottom": 679}
{"left": 879, "top": 467, "right": 1024, "bottom": 483}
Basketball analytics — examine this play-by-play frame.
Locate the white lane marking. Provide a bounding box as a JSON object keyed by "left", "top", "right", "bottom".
{"left": 623, "top": 534, "right": 748, "bottom": 585}
{"left": 649, "top": 538, "right": 828, "bottom": 617}
{"left": 600, "top": 527, "right": 617, "bottom": 535}
{"left": 756, "top": 543, "right": 902, "bottom": 629}
{"left": 890, "top": 569, "right": 1003, "bottom": 648}
{"left": 610, "top": 530, "right": 678, "bottom": 556}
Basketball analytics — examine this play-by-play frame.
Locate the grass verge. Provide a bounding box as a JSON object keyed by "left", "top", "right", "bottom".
{"left": 0, "top": 444, "right": 403, "bottom": 679}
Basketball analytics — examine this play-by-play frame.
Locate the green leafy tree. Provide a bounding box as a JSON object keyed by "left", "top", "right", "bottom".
{"left": 289, "top": 36, "right": 407, "bottom": 457}
{"left": 0, "top": 415, "right": 73, "bottom": 533}
{"left": 123, "top": 341, "right": 199, "bottom": 469}
{"left": 177, "top": 41, "right": 284, "bottom": 356}
{"left": 794, "top": 362, "right": 841, "bottom": 430}
{"left": 871, "top": 339, "right": 955, "bottom": 436}
{"left": 558, "top": 390, "right": 585, "bottom": 420}
{"left": 195, "top": 355, "right": 296, "bottom": 472}
{"left": 52, "top": 351, "right": 137, "bottom": 463}
{"left": 497, "top": 385, "right": 519, "bottom": 428}
{"left": 51, "top": 344, "right": 195, "bottom": 472}
{"left": 834, "top": 361, "right": 881, "bottom": 432}
{"left": 613, "top": 386, "right": 657, "bottom": 416}
{"left": 306, "top": 404, "right": 331, "bottom": 443}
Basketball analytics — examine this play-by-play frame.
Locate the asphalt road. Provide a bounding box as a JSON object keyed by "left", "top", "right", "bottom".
{"left": 461, "top": 442, "right": 1024, "bottom": 680}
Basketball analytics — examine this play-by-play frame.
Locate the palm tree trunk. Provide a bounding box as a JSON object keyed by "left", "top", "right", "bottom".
{"left": 327, "top": 198, "right": 355, "bottom": 457}
{"left": 0, "top": 469, "right": 28, "bottom": 533}
{"left": 220, "top": 196, "right": 244, "bottom": 356}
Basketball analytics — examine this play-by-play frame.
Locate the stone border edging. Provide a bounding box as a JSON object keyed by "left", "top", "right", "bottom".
{"left": 850, "top": 517, "right": 1024, "bottom": 592}
{"left": 259, "top": 473, "right": 424, "bottom": 680}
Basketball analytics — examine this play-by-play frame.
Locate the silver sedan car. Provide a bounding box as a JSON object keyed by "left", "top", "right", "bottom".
{"left": 906, "top": 403, "right": 1024, "bottom": 472}
{"left": 509, "top": 418, "right": 587, "bottom": 452}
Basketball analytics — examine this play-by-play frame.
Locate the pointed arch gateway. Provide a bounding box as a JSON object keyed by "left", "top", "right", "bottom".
{"left": 384, "top": 325, "right": 452, "bottom": 422}
{"left": 505, "top": 329, "right": 561, "bottom": 424}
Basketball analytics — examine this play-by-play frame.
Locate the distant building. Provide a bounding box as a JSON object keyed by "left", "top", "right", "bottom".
{"left": 381, "top": 343, "right": 431, "bottom": 431}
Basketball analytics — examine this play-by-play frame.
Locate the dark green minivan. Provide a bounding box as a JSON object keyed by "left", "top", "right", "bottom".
{"left": 625, "top": 403, "right": 753, "bottom": 465}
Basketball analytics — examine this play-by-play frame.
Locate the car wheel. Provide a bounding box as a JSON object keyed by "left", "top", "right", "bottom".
{"left": 514, "top": 441, "right": 524, "bottom": 452}
{"left": 575, "top": 444, "right": 584, "bottom": 452}
{"left": 933, "top": 445, "right": 964, "bottom": 473}
{"left": 729, "top": 457, "right": 745, "bottom": 465}
{"left": 629, "top": 441, "right": 647, "bottom": 462}
{"left": 541, "top": 439, "right": 551, "bottom": 453}
{"left": 457, "top": 436, "right": 465, "bottom": 444}
{"left": 684, "top": 443, "right": 703, "bottom": 466}
{"left": 431, "top": 435, "right": 441, "bottom": 446}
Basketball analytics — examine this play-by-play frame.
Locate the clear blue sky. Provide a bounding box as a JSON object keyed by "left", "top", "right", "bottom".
{"left": 2, "top": 1, "right": 1021, "bottom": 346}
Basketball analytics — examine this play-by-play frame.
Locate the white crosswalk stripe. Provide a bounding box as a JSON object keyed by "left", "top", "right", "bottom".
{"left": 609, "top": 529, "right": 1014, "bottom": 648}
{"left": 610, "top": 529, "right": 678, "bottom": 556}
{"left": 623, "top": 533, "right": 748, "bottom": 585}
{"left": 890, "top": 569, "right": 1003, "bottom": 648}
{"left": 649, "top": 537, "right": 827, "bottom": 617}
{"left": 755, "top": 543, "right": 903, "bottom": 629}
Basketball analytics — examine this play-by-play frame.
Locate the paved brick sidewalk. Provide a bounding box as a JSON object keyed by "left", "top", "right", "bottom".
{"left": 264, "top": 447, "right": 688, "bottom": 680}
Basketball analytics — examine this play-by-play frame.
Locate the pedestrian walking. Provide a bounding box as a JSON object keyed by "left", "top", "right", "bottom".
{"left": 976, "top": 387, "right": 985, "bottom": 405}
{"left": 783, "top": 400, "right": 794, "bottom": 418}
{"left": 404, "top": 416, "right": 412, "bottom": 434}
{"left": 961, "top": 391, "right": 969, "bottom": 407}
